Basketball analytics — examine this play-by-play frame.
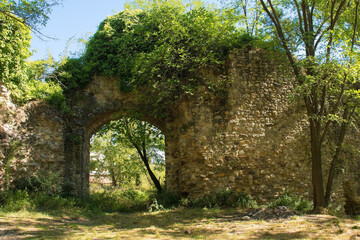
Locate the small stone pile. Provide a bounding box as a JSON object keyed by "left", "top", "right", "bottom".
{"left": 241, "top": 206, "right": 298, "bottom": 220}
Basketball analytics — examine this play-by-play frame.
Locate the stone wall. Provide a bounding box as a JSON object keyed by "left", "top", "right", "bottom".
{"left": 1, "top": 48, "right": 359, "bottom": 207}
{"left": 0, "top": 82, "right": 64, "bottom": 190}
{"left": 165, "top": 48, "right": 312, "bottom": 203}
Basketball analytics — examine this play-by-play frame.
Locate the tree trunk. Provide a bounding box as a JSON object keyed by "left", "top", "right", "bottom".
{"left": 141, "top": 155, "right": 163, "bottom": 192}
{"left": 135, "top": 173, "right": 141, "bottom": 186}
{"left": 325, "top": 107, "right": 350, "bottom": 206}
{"left": 110, "top": 168, "right": 117, "bottom": 187}
{"left": 132, "top": 143, "right": 163, "bottom": 192}
{"left": 310, "top": 120, "right": 326, "bottom": 212}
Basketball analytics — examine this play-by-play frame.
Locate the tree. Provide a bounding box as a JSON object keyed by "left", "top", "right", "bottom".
{"left": 0, "top": 0, "right": 62, "bottom": 38}
{"left": 256, "top": 0, "right": 360, "bottom": 211}
{"left": 1, "top": 0, "right": 67, "bottom": 109}
{"left": 55, "top": 0, "right": 250, "bottom": 117}
{"left": 97, "top": 117, "right": 165, "bottom": 192}
{"left": 91, "top": 131, "right": 143, "bottom": 187}
{"left": 221, "top": 0, "right": 264, "bottom": 36}
{"left": 0, "top": 2, "right": 33, "bottom": 85}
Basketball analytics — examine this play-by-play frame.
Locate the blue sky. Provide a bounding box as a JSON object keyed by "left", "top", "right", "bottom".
{"left": 30, "top": 0, "right": 220, "bottom": 61}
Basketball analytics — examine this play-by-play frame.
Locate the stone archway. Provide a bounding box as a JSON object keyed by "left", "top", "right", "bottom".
{"left": 61, "top": 49, "right": 315, "bottom": 200}
{"left": 62, "top": 76, "right": 180, "bottom": 197}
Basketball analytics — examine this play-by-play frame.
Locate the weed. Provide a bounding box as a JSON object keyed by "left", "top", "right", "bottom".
{"left": 267, "top": 193, "right": 312, "bottom": 213}
{"left": 0, "top": 190, "right": 34, "bottom": 212}
{"left": 148, "top": 199, "right": 165, "bottom": 212}
{"left": 193, "top": 190, "right": 257, "bottom": 208}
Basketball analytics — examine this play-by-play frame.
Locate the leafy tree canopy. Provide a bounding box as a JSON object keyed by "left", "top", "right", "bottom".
{"left": 54, "top": 0, "right": 271, "bottom": 116}
{"left": 0, "top": 0, "right": 62, "bottom": 36}
{"left": 0, "top": 10, "right": 31, "bottom": 85}
{"left": 1, "top": 0, "right": 68, "bottom": 111}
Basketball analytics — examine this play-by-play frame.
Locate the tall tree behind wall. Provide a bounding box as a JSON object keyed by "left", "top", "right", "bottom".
{"left": 227, "top": 0, "right": 360, "bottom": 211}
{"left": 97, "top": 117, "right": 165, "bottom": 192}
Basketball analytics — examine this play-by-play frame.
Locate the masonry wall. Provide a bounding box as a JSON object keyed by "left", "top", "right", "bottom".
{"left": 0, "top": 83, "right": 65, "bottom": 190}
{"left": 165, "top": 48, "right": 313, "bottom": 203}
{"left": 1, "top": 48, "right": 359, "bottom": 207}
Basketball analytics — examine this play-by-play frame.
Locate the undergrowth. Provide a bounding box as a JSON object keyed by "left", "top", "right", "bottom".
{"left": 267, "top": 193, "right": 313, "bottom": 213}
{"left": 0, "top": 172, "right": 314, "bottom": 216}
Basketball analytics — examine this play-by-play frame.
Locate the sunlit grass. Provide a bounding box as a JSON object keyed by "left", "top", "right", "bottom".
{"left": 1, "top": 208, "right": 359, "bottom": 240}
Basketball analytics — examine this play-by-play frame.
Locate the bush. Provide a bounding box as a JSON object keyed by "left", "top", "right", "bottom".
{"left": 32, "top": 193, "right": 77, "bottom": 212}
{"left": 193, "top": 190, "right": 257, "bottom": 208}
{"left": 267, "top": 193, "right": 312, "bottom": 213}
{"left": 152, "top": 190, "right": 181, "bottom": 209}
{"left": 85, "top": 188, "right": 150, "bottom": 212}
{"left": 148, "top": 198, "right": 165, "bottom": 212}
{"left": 0, "top": 190, "right": 34, "bottom": 212}
{"left": 11, "top": 171, "right": 63, "bottom": 196}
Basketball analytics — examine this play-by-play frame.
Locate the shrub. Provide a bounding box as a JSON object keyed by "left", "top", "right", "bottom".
{"left": 32, "top": 193, "right": 77, "bottom": 212}
{"left": 86, "top": 188, "right": 150, "bottom": 212}
{"left": 153, "top": 190, "right": 181, "bottom": 208}
{"left": 0, "top": 190, "right": 34, "bottom": 212}
{"left": 11, "top": 170, "right": 63, "bottom": 196}
{"left": 148, "top": 198, "right": 165, "bottom": 212}
{"left": 267, "top": 193, "right": 312, "bottom": 213}
{"left": 193, "top": 190, "right": 257, "bottom": 208}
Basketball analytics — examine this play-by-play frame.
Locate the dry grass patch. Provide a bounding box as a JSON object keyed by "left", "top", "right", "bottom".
{"left": 0, "top": 209, "right": 359, "bottom": 239}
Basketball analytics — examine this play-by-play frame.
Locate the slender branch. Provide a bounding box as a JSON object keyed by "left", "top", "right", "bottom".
{"left": 260, "top": 0, "right": 301, "bottom": 78}
{"left": 293, "top": 0, "right": 304, "bottom": 35}
{"left": 314, "top": 0, "right": 347, "bottom": 50}
{"left": 320, "top": 76, "right": 347, "bottom": 145}
{"left": 0, "top": 7, "right": 57, "bottom": 41}
{"left": 350, "top": 0, "right": 359, "bottom": 64}
{"left": 0, "top": 9, "right": 28, "bottom": 27}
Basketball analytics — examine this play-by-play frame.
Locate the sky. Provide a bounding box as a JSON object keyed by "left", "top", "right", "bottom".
{"left": 30, "top": 0, "right": 220, "bottom": 61}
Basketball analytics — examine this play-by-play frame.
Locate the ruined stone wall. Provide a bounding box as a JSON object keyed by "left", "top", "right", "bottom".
{"left": 165, "top": 48, "right": 359, "bottom": 205}
{"left": 0, "top": 82, "right": 64, "bottom": 190}
{"left": 1, "top": 48, "right": 359, "bottom": 207}
{"left": 165, "top": 48, "right": 312, "bottom": 203}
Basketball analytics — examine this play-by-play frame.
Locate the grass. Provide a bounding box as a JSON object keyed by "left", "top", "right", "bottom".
{"left": 0, "top": 208, "right": 359, "bottom": 239}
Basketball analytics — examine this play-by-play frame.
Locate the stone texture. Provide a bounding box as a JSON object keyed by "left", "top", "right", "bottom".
{"left": 0, "top": 82, "right": 64, "bottom": 190}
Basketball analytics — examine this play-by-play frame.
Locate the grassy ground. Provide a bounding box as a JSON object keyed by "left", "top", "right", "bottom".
{"left": 0, "top": 208, "right": 359, "bottom": 240}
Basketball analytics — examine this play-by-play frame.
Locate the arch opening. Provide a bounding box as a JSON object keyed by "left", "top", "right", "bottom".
{"left": 87, "top": 116, "right": 166, "bottom": 195}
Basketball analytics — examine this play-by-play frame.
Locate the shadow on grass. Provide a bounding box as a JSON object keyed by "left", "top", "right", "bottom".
{"left": 0, "top": 208, "right": 222, "bottom": 239}
{"left": 256, "top": 231, "right": 309, "bottom": 240}
{"left": 0, "top": 209, "right": 353, "bottom": 239}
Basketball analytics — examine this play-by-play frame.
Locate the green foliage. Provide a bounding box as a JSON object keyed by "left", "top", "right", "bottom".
{"left": 93, "top": 117, "right": 165, "bottom": 191}
{"left": 148, "top": 198, "right": 165, "bottom": 212}
{"left": 152, "top": 190, "right": 181, "bottom": 208}
{"left": 54, "top": 1, "right": 264, "bottom": 116}
{"left": 11, "top": 170, "right": 63, "bottom": 196}
{"left": 52, "top": 57, "right": 92, "bottom": 91}
{"left": 0, "top": 190, "right": 34, "bottom": 212}
{"left": 1, "top": 0, "right": 61, "bottom": 29}
{"left": 9, "top": 58, "right": 71, "bottom": 113}
{"left": 100, "top": 117, "right": 165, "bottom": 166}
{"left": 91, "top": 122, "right": 161, "bottom": 188}
{"left": 193, "top": 189, "right": 257, "bottom": 208}
{"left": 267, "top": 193, "right": 313, "bottom": 213}
{"left": 0, "top": 11, "right": 31, "bottom": 85}
{"left": 85, "top": 188, "right": 150, "bottom": 212}
{"left": 0, "top": 189, "right": 78, "bottom": 213}
{"left": 1, "top": 1, "right": 69, "bottom": 112}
